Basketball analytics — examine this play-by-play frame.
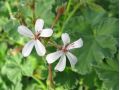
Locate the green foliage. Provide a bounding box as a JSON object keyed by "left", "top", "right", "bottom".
{"left": 95, "top": 58, "right": 119, "bottom": 90}
{"left": 63, "top": 3, "right": 118, "bottom": 75}
{"left": 1, "top": 54, "right": 35, "bottom": 84}
{"left": 54, "top": 70, "right": 80, "bottom": 89}
{"left": 0, "top": 0, "right": 118, "bottom": 90}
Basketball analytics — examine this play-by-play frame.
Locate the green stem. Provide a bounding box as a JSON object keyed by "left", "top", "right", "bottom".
{"left": 46, "top": 5, "right": 65, "bottom": 90}
{"left": 31, "top": 76, "right": 47, "bottom": 89}
{"left": 47, "top": 39, "right": 61, "bottom": 49}
{"left": 61, "top": 3, "right": 80, "bottom": 33}
{"left": 5, "top": 1, "right": 15, "bottom": 20}
{"left": 64, "top": 0, "right": 72, "bottom": 20}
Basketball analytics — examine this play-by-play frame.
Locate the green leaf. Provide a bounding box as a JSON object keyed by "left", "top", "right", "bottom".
{"left": 18, "top": 0, "right": 55, "bottom": 27}
{"left": 95, "top": 59, "right": 118, "bottom": 90}
{"left": 0, "top": 42, "right": 7, "bottom": 60}
{"left": 0, "top": 17, "right": 8, "bottom": 31}
{"left": 54, "top": 69, "right": 79, "bottom": 89}
{"left": 63, "top": 5, "right": 118, "bottom": 74}
{"left": 80, "top": 2, "right": 106, "bottom": 27}
{"left": 11, "top": 82, "right": 23, "bottom": 90}
{"left": 24, "top": 82, "right": 46, "bottom": 90}
{"left": 77, "top": 17, "right": 117, "bottom": 74}
{"left": 0, "top": 76, "right": 9, "bottom": 90}
{"left": 3, "top": 20, "right": 25, "bottom": 45}
{"left": 35, "top": 0, "right": 55, "bottom": 26}
{"left": 79, "top": 71, "right": 102, "bottom": 90}
{"left": 1, "top": 54, "right": 36, "bottom": 84}
{"left": 95, "top": 18, "right": 119, "bottom": 38}
{"left": 1, "top": 54, "right": 22, "bottom": 84}
{"left": 22, "top": 57, "right": 37, "bottom": 76}
{"left": 33, "top": 65, "right": 48, "bottom": 80}
{"left": 0, "top": 0, "right": 119, "bottom": 89}
{"left": 96, "top": 0, "right": 119, "bottom": 17}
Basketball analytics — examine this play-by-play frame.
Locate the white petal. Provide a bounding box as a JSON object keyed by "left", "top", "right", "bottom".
{"left": 35, "top": 19, "right": 44, "bottom": 32}
{"left": 35, "top": 40, "right": 46, "bottom": 56}
{"left": 61, "top": 33, "right": 70, "bottom": 46}
{"left": 18, "top": 25, "right": 34, "bottom": 38}
{"left": 66, "top": 52, "right": 77, "bottom": 68}
{"left": 22, "top": 40, "right": 35, "bottom": 57}
{"left": 46, "top": 51, "right": 63, "bottom": 64}
{"left": 40, "top": 28, "right": 53, "bottom": 37}
{"left": 55, "top": 55, "right": 66, "bottom": 72}
{"left": 67, "top": 38, "right": 83, "bottom": 50}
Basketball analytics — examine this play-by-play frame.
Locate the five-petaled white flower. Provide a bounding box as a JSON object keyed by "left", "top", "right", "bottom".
{"left": 46, "top": 33, "right": 83, "bottom": 72}
{"left": 18, "top": 19, "right": 53, "bottom": 57}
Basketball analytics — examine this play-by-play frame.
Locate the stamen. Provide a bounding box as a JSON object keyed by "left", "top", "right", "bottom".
{"left": 34, "top": 32, "right": 41, "bottom": 40}
{"left": 61, "top": 46, "right": 68, "bottom": 53}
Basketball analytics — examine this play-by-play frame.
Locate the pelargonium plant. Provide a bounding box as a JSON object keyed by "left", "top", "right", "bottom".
{"left": 18, "top": 18, "right": 83, "bottom": 88}
{"left": 0, "top": 0, "right": 118, "bottom": 90}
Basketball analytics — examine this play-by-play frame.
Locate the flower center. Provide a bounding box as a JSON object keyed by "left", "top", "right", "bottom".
{"left": 62, "top": 47, "right": 68, "bottom": 52}
{"left": 34, "top": 32, "right": 41, "bottom": 40}
{"left": 61, "top": 45, "right": 69, "bottom": 53}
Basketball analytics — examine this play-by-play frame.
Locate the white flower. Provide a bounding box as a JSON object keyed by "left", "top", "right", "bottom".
{"left": 46, "top": 33, "right": 83, "bottom": 72}
{"left": 18, "top": 19, "right": 53, "bottom": 57}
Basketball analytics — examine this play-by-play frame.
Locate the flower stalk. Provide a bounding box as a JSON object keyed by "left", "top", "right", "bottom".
{"left": 47, "top": 6, "right": 65, "bottom": 89}
{"left": 51, "top": 5, "right": 65, "bottom": 29}
{"left": 47, "top": 64, "right": 55, "bottom": 89}
{"left": 5, "top": 1, "right": 15, "bottom": 20}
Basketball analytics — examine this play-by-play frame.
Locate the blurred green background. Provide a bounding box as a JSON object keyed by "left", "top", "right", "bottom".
{"left": 0, "top": 0, "right": 119, "bottom": 90}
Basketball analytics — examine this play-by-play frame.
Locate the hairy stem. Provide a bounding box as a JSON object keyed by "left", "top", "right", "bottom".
{"left": 51, "top": 13, "right": 60, "bottom": 29}
{"left": 47, "top": 6, "right": 65, "bottom": 89}
{"left": 47, "top": 64, "right": 55, "bottom": 89}
{"left": 51, "top": 6, "right": 65, "bottom": 29}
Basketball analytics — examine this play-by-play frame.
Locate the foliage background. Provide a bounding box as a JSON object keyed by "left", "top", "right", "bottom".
{"left": 0, "top": 0, "right": 119, "bottom": 90}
